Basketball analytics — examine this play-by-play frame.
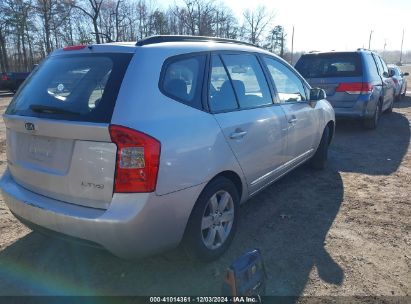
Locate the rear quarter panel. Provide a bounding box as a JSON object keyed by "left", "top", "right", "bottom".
{"left": 111, "top": 47, "right": 247, "bottom": 199}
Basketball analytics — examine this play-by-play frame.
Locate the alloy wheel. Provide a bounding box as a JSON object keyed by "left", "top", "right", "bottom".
{"left": 201, "top": 190, "right": 235, "bottom": 250}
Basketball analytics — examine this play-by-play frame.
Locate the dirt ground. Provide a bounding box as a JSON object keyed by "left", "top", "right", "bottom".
{"left": 0, "top": 69, "right": 410, "bottom": 298}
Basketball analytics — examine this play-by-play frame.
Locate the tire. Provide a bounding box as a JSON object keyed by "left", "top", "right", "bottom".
{"left": 394, "top": 94, "right": 401, "bottom": 102}
{"left": 183, "top": 177, "right": 239, "bottom": 262}
{"left": 310, "top": 126, "right": 330, "bottom": 170}
{"left": 385, "top": 97, "right": 394, "bottom": 113}
{"left": 401, "top": 86, "right": 407, "bottom": 98}
{"left": 364, "top": 100, "right": 381, "bottom": 129}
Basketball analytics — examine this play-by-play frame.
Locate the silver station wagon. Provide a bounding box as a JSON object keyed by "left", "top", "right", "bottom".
{"left": 0, "top": 36, "right": 335, "bottom": 261}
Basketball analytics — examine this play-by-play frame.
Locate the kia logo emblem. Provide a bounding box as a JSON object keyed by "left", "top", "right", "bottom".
{"left": 25, "top": 122, "right": 35, "bottom": 131}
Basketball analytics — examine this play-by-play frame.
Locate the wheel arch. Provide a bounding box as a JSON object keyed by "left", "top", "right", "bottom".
{"left": 189, "top": 170, "right": 244, "bottom": 219}
{"left": 183, "top": 169, "right": 245, "bottom": 233}
{"left": 205, "top": 170, "right": 244, "bottom": 202}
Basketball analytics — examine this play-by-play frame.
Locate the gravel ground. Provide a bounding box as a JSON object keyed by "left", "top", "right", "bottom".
{"left": 0, "top": 73, "right": 410, "bottom": 297}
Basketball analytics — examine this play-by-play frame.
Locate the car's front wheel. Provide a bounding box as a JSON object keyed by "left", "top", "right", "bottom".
{"left": 401, "top": 85, "right": 407, "bottom": 98}
{"left": 183, "top": 177, "right": 239, "bottom": 262}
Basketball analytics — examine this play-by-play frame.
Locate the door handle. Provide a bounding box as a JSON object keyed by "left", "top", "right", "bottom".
{"left": 288, "top": 118, "right": 298, "bottom": 124}
{"left": 229, "top": 130, "right": 247, "bottom": 139}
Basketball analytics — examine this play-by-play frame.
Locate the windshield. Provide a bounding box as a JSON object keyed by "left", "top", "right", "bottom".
{"left": 6, "top": 53, "right": 132, "bottom": 123}
{"left": 295, "top": 53, "right": 362, "bottom": 78}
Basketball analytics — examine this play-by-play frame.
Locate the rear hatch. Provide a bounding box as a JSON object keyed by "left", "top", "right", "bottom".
{"left": 4, "top": 50, "right": 133, "bottom": 209}
{"left": 295, "top": 52, "right": 364, "bottom": 108}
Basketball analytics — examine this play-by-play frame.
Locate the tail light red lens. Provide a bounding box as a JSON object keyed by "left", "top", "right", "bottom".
{"left": 336, "top": 82, "right": 373, "bottom": 95}
{"left": 392, "top": 78, "right": 398, "bottom": 84}
{"left": 109, "top": 125, "right": 161, "bottom": 193}
{"left": 1, "top": 74, "right": 8, "bottom": 81}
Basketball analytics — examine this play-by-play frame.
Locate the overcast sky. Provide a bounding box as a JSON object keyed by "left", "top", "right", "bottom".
{"left": 165, "top": 0, "right": 411, "bottom": 52}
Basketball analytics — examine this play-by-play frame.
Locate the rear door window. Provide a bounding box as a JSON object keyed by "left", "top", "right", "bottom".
{"left": 208, "top": 55, "right": 238, "bottom": 112}
{"left": 295, "top": 53, "right": 362, "bottom": 78}
{"left": 220, "top": 53, "right": 272, "bottom": 109}
{"left": 6, "top": 53, "right": 132, "bottom": 123}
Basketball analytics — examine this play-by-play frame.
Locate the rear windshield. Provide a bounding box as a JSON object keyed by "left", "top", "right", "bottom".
{"left": 6, "top": 53, "right": 133, "bottom": 123}
{"left": 295, "top": 53, "right": 362, "bottom": 78}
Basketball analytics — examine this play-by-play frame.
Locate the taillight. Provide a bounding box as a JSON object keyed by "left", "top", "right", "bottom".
{"left": 109, "top": 125, "right": 161, "bottom": 193}
{"left": 63, "top": 45, "right": 86, "bottom": 51}
{"left": 335, "top": 82, "right": 373, "bottom": 95}
{"left": 1, "top": 74, "right": 8, "bottom": 81}
{"left": 392, "top": 78, "right": 398, "bottom": 84}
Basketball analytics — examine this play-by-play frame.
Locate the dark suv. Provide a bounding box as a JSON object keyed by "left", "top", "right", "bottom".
{"left": 0, "top": 71, "right": 31, "bottom": 92}
{"left": 295, "top": 50, "right": 395, "bottom": 129}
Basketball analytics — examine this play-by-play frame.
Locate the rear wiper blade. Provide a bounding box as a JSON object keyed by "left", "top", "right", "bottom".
{"left": 29, "top": 104, "right": 80, "bottom": 115}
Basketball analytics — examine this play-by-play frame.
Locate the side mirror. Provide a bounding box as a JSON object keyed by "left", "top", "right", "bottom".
{"left": 402, "top": 72, "right": 409, "bottom": 77}
{"left": 309, "top": 88, "right": 326, "bottom": 107}
{"left": 389, "top": 69, "right": 396, "bottom": 77}
{"left": 310, "top": 87, "right": 326, "bottom": 100}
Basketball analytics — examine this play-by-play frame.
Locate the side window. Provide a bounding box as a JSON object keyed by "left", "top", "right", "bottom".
{"left": 379, "top": 57, "right": 389, "bottom": 76}
{"left": 263, "top": 57, "right": 307, "bottom": 103}
{"left": 208, "top": 55, "right": 238, "bottom": 112}
{"left": 220, "top": 54, "right": 272, "bottom": 109}
{"left": 363, "top": 54, "right": 379, "bottom": 80}
{"left": 161, "top": 55, "right": 205, "bottom": 109}
{"left": 372, "top": 53, "right": 383, "bottom": 76}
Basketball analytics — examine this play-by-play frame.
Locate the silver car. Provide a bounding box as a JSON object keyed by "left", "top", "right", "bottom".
{"left": 0, "top": 36, "right": 335, "bottom": 261}
{"left": 388, "top": 64, "right": 409, "bottom": 101}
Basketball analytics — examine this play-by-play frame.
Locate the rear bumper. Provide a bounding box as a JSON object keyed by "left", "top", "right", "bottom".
{"left": 334, "top": 107, "right": 366, "bottom": 119}
{"left": 332, "top": 95, "right": 377, "bottom": 119}
{"left": 0, "top": 170, "right": 203, "bottom": 258}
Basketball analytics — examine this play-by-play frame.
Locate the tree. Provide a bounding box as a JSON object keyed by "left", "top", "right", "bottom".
{"left": 35, "top": 0, "right": 72, "bottom": 53}
{"left": 214, "top": 4, "right": 238, "bottom": 39}
{"left": 3, "top": 0, "right": 34, "bottom": 71}
{"left": 265, "top": 25, "right": 286, "bottom": 56}
{"left": 169, "top": 0, "right": 221, "bottom": 37}
{"left": 0, "top": 0, "right": 10, "bottom": 72}
{"left": 71, "top": 0, "right": 104, "bottom": 44}
{"left": 151, "top": 10, "right": 169, "bottom": 35}
{"left": 0, "top": 0, "right": 296, "bottom": 72}
{"left": 241, "top": 5, "right": 274, "bottom": 45}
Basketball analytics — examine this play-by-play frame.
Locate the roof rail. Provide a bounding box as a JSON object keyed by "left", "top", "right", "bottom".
{"left": 135, "top": 35, "right": 257, "bottom": 48}
{"left": 357, "top": 48, "right": 371, "bottom": 51}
